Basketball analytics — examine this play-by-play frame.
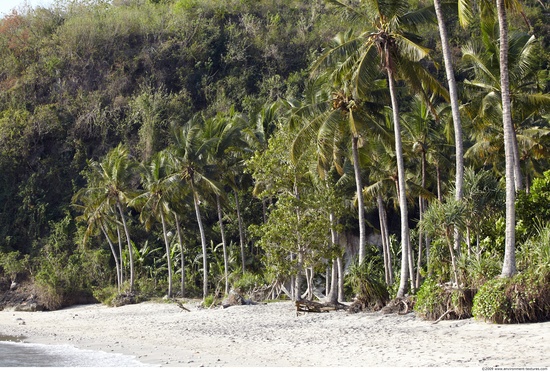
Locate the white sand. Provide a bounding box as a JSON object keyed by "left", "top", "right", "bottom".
{"left": 0, "top": 300, "right": 549, "bottom": 367}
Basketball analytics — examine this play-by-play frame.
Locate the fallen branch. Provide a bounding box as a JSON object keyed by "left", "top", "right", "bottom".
{"left": 432, "top": 309, "right": 454, "bottom": 324}
{"left": 295, "top": 299, "right": 348, "bottom": 316}
{"left": 175, "top": 301, "right": 190, "bottom": 312}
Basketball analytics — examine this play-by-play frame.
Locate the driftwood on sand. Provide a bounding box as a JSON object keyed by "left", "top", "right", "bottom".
{"left": 295, "top": 299, "right": 348, "bottom": 315}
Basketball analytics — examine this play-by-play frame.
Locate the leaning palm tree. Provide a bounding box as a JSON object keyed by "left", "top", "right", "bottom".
{"left": 319, "top": 0, "right": 448, "bottom": 297}
{"left": 73, "top": 188, "right": 122, "bottom": 292}
{"left": 76, "top": 144, "right": 138, "bottom": 291}
{"left": 169, "top": 117, "right": 221, "bottom": 299}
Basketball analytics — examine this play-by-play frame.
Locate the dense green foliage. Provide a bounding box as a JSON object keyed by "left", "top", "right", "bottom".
{"left": 0, "top": 0, "right": 549, "bottom": 320}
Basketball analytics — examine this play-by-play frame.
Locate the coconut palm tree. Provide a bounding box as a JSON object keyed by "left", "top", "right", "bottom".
{"left": 73, "top": 187, "right": 122, "bottom": 292}
{"left": 131, "top": 151, "right": 179, "bottom": 297}
{"left": 319, "top": 0, "right": 448, "bottom": 297}
{"left": 202, "top": 110, "right": 248, "bottom": 294}
{"left": 290, "top": 71, "right": 387, "bottom": 264}
{"left": 78, "top": 144, "right": 138, "bottom": 291}
{"left": 169, "top": 118, "right": 221, "bottom": 299}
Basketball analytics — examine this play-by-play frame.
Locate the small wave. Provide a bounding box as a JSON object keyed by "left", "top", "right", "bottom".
{"left": 0, "top": 340, "right": 148, "bottom": 367}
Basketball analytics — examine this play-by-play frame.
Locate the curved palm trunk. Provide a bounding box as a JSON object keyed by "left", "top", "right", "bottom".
{"left": 352, "top": 135, "right": 366, "bottom": 262}
{"left": 217, "top": 195, "right": 229, "bottom": 295}
{"left": 117, "top": 202, "right": 135, "bottom": 292}
{"left": 387, "top": 69, "right": 411, "bottom": 298}
{"left": 433, "top": 0, "right": 465, "bottom": 255}
{"left": 160, "top": 211, "right": 173, "bottom": 297}
{"left": 497, "top": 0, "right": 517, "bottom": 277}
{"left": 100, "top": 224, "right": 121, "bottom": 292}
{"left": 192, "top": 185, "right": 209, "bottom": 299}
{"left": 174, "top": 213, "right": 186, "bottom": 297}
{"left": 234, "top": 190, "right": 246, "bottom": 273}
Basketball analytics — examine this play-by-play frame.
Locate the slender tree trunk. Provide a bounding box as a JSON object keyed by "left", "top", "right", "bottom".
{"left": 174, "top": 213, "right": 185, "bottom": 297}
{"left": 101, "top": 224, "right": 121, "bottom": 292}
{"left": 117, "top": 202, "right": 134, "bottom": 292}
{"left": 327, "top": 212, "right": 339, "bottom": 304}
{"left": 511, "top": 129, "right": 523, "bottom": 191}
{"left": 446, "top": 229, "right": 460, "bottom": 286}
{"left": 377, "top": 193, "right": 391, "bottom": 285}
{"left": 262, "top": 198, "right": 268, "bottom": 224}
{"left": 416, "top": 152, "right": 427, "bottom": 289}
{"left": 217, "top": 195, "right": 229, "bottom": 295}
{"left": 381, "top": 197, "right": 393, "bottom": 285}
{"left": 436, "top": 165, "right": 442, "bottom": 201}
{"left": 295, "top": 251, "right": 304, "bottom": 301}
{"left": 387, "top": 68, "right": 411, "bottom": 299}
{"left": 192, "top": 185, "right": 209, "bottom": 299}
{"left": 116, "top": 225, "right": 125, "bottom": 284}
{"left": 352, "top": 135, "right": 366, "bottom": 263}
{"left": 337, "top": 256, "right": 345, "bottom": 302}
{"left": 160, "top": 211, "right": 173, "bottom": 297}
{"left": 497, "top": 0, "right": 517, "bottom": 277}
{"left": 234, "top": 190, "right": 246, "bottom": 273}
{"left": 433, "top": 0, "right": 465, "bottom": 257}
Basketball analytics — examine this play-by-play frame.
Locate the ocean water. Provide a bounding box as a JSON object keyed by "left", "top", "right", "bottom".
{"left": 0, "top": 338, "right": 147, "bottom": 367}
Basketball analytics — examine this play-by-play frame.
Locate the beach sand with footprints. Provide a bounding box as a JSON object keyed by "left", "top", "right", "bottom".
{"left": 0, "top": 300, "right": 549, "bottom": 367}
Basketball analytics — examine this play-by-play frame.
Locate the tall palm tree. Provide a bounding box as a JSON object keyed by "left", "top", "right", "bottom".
{"left": 320, "top": 0, "right": 448, "bottom": 297}
{"left": 131, "top": 151, "right": 178, "bottom": 297}
{"left": 290, "top": 73, "right": 386, "bottom": 264}
{"left": 202, "top": 110, "right": 248, "bottom": 294}
{"left": 496, "top": 0, "right": 517, "bottom": 277}
{"left": 432, "top": 0, "right": 465, "bottom": 255}
{"left": 169, "top": 118, "right": 220, "bottom": 299}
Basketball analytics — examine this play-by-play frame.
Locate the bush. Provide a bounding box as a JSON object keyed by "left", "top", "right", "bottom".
{"left": 230, "top": 271, "right": 266, "bottom": 294}
{"left": 415, "top": 279, "right": 474, "bottom": 321}
{"left": 473, "top": 272, "right": 550, "bottom": 324}
{"left": 346, "top": 260, "right": 389, "bottom": 311}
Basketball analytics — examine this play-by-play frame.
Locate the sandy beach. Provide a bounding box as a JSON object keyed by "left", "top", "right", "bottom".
{"left": 0, "top": 300, "right": 549, "bottom": 367}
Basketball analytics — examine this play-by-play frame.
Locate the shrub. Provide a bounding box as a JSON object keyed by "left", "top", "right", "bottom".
{"left": 473, "top": 272, "right": 550, "bottom": 324}
{"left": 230, "top": 271, "right": 265, "bottom": 294}
{"left": 415, "top": 279, "right": 475, "bottom": 320}
{"left": 346, "top": 260, "right": 389, "bottom": 311}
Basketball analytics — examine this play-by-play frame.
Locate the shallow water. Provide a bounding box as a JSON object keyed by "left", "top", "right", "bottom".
{"left": 0, "top": 336, "right": 146, "bottom": 367}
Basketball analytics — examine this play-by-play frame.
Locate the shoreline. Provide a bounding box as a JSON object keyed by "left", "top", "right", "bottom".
{"left": 0, "top": 301, "right": 549, "bottom": 367}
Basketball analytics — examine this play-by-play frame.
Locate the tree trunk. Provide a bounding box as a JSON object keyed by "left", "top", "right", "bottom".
{"left": 497, "top": 0, "right": 517, "bottom": 278}
{"left": 327, "top": 212, "right": 339, "bottom": 304}
{"left": 416, "top": 151, "right": 427, "bottom": 289}
{"left": 352, "top": 135, "right": 366, "bottom": 263}
{"left": 217, "top": 195, "right": 229, "bottom": 295}
{"left": 337, "top": 256, "right": 345, "bottom": 302}
{"left": 433, "top": 0, "right": 465, "bottom": 258}
{"left": 511, "top": 128, "right": 523, "bottom": 191}
{"left": 160, "top": 211, "right": 173, "bottom": 297}
{"left": 377, "top": 193, "right": 391, "bottom": 285}
{"left": 387, "top": 68, "right": 411, "bottom": 298}
{"left": 174, "top": 213, "right": 185, "bottom": 297}
{"left": 101, "top": 224, "right": 121, "bottom": 292}
{"left": 192, "top": 185, "right": 209, "bottom": 299}
{"left": 117, "top": 202, "right": 134, "bottom": 292}
{"left": 116, "top": 225, "right": 125, "bottom": 284}
{"left": 294, "top": 251, "right": 304, "bottom": 301}
{"left": 234, "top": 190, "right": 246, "bottom": 273}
